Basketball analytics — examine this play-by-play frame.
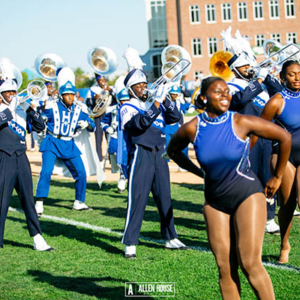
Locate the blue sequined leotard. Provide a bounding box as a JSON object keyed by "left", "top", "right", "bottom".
{"left": 193, "top": 111, "right": 263, "bottom": 214}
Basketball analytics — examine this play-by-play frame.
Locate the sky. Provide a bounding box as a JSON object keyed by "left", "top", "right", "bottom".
{"left": 0, "top": 0, "right": 149, "bottom": 77}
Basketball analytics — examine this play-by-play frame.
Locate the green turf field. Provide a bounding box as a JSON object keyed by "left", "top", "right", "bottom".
{"left": 1, "top": 177, "right": 299, "bottom": 300}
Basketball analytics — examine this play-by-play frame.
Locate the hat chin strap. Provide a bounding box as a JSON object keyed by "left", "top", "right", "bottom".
{"left": 233, "top": 67, "right": 250, "bottom": 82}
{"left": 129, "top": 87, "right": 143, "bottom": 101}
{"left": 0, "top": 93, "right": 10, "bottom": 106}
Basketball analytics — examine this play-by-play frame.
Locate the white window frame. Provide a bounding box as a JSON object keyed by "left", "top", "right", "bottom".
{"left": 253, "top": 1, "right": 264, "bottom": 20}
{"left": 205, "top": 4, "right": 216, "bottom": 23}
{"left": 237, "top": 2, "right": 248, "bottom": 21}
{"left": 285, "top": 0, "right": 295, "bottom": 18}
{"left": 255, "top": 34, "right": 265, "bottom": 47}
{"left": 287, "top": 32, "right": 297, "bottom": 43}
{"left": 271, "top": 33, "right": 281, "bottom": 43}
{"left": 208, "top": 37, "right": 218, "bottom": 56}
{"left": 189, "top": 5, "right": 200, "bottom": 24}
{"left": 221, "top": 3, "right": 232, "bottom": 22}
{"left": 194, "top": 71, "right": 203, "bottom": 81}
{"left": 269, "top": 0, "right": 280, "bottom": 19}
{"left": 192, "top": 38, "right": 202, "bottom": 57}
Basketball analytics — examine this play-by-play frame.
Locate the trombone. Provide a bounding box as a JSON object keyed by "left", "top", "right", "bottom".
{"left": 18, "top": 80, "right": 47, "bottom": 104}
{"left": 249, "top": 41, "right": 300, "bottom": 76}
{"left": 145, "top": 58, "right": 191, "bottom": 97}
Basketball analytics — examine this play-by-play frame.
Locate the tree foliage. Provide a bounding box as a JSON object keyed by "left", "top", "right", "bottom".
{"left": 74, "top": 67, "right": 94, "bottom": 88}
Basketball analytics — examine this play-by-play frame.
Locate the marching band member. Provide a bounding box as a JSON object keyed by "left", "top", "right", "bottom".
{"left": 35, "top": 67, "right": 95, "bottom": 215}
{"left": 164, "top": 84, "right": 189, "bottom": 171}
{"left": 100, "top": 75, "right": 129, "bottom": 193}
{"left": 221, "top": 27, "right": 282, "bottom": 234}
{"left": 85, "top": 72, "right": 117, "bottom": 163}
{"left": 120, "top": 48, "right": 187, "bottom": 258}
{"left": 0, "top": 64, "right": 53, "bottom": 251}
{"left": 252, "top": 60, "right": 300, "bottom": 263}
{"left": 168, "top": 76, "right": 291, "bottom": 299}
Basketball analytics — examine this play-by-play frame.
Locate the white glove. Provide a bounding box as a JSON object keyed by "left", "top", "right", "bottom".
{"left": 257, "top": 68, "right": 269, "bottom": 81}
{"left": 19, "top": 100, "right": 30, "bottom": 111}
{"left": 154, "top": 83, "right": 172, "bottom": 103}
{"left": 8, "top": 96, "right": 18, "bottom": 112}
{"left": 187, "top": 107, "right": 195, "bottom": 114}
{"left": 106, "top": 126, "right": 114, "bottom": 135}
{"left": 78, "top": 120, "right": 89, "bottom": 129}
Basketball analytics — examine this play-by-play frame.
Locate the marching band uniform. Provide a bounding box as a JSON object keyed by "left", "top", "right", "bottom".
{"left": 86, "top": 86, "right": 105, "bottom": 162}
{"left": 120, "top": 67, "right": 187, "bottom": 258}
{"left": 165, "top": 85, "right": 188, "bottom": 164}
{"left": 226, "top": 47, "right": 282, "bottom": 233}
{"left": 35, "top": 67, "right": 95, "bottom": 214}
{"left": 0, "top": 67, "right": 53, "bottom": 251}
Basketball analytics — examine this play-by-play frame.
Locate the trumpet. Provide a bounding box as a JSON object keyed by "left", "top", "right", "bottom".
{"left": 18, "top": 80, "right": 47, "bottom": 104}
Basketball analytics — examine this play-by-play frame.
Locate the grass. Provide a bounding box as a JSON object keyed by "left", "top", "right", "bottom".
{"left": 0, "top": 177, "right": 299, "bottom": 299}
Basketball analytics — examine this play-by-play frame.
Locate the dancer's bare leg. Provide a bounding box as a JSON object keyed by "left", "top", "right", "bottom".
{"left": 204, "top": 203, "right": 240, "bottom": 300}
{"left": 234, "top": 193, "right": 275, "bottom": 300}
{"left": 271, "top": 155, "right": 296, "bottom": 264}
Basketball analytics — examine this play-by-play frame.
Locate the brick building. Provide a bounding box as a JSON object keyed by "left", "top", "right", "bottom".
{"left": 166, "top": 0, "right": 300, "bottom": 81}
{"left": 142, "top": 0, "right": 299, "bottom": 84}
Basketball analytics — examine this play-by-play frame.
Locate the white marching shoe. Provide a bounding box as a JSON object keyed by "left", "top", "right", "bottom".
{"left": 293, "top": 209, "right": 300, "bottom": 216}
{"left": 265, "top": 219, "right": 280, "bottom": 234}
{"left": 125, "top": 245, "right": 136, "bottom": 259}
{"left": 35, "top": 201, "right": 44, "bottom": 217}
{"left": 118, "top": 175, "right": 126, "bottom": 193}
{"left": 73, "top": 200, "right": 92, "bottom": 211}
{"left": 165, "top": 238, "right": 188, "bottom": 250}
{"left": 33, "top": 234, "right": 54, "bottom": 252}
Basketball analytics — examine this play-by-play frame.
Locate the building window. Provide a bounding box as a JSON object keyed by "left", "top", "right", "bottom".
{"left": 151, "top": 54, "right": 162, "bottom": 80}
{"left": 149, "top": 0, "right": 168, "bottom": 49}
{"left": 254, "top": 1, "right": 264, "bottom": 19}
{"left": 192, "top": 38, "right": 202, "bottom": 56}
{"left": 208, "top": 37, "right": 218, "bottom": 55}
{"left": 238, "top": 2, "right": 248, "bottom": 21}
{"left": 269, "top": 0, "right": 279, "bottom": 19}
{"left": 285, "top": 0, "right": 295, "bottom": 18}
{"left": 206, "top": 4, "right": 216, "bottom": 23}
{"left": 271, "top": 33, "right": 281, "bottom": 43}
{"left": 194, "top": 71, "right": 204, "bottom": 81}
{"left": 287, "top": 32, "right": 297, "bottom": 43}
{"left": 189, "top": 5, "right": 200, "bottom": 24}
{"left": 255, "top": 34, "right": 265, "bottom": 46}
{"left": 222, "top": 3, "right": 232, "bottom": 22}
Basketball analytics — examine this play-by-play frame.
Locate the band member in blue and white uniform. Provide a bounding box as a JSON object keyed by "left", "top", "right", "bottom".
{"left": 222, "top": 28, "right": 283, "bottom": 234}
{"left": 120, "top": 67, "right": 187, "bottom": 258}
{"left": 164, "top": 84, "right": 189, "bottom": 168}
{"left": 0, "top": 66, "right": 53, "bottom": 251}
{"left": 35, "top": 67, "right": 95, "bottom": 215}
{"left": 167, "top": 76, "right": 290, "bottom": 299}
{"left": 100, "top": 75, "right": 129, "bottom": 192}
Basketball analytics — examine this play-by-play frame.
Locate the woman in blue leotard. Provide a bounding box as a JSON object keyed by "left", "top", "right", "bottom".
{"left": 167, "top": 77, "right": 291, "bottom": 300}
{"left": 253, "top": 60, "right": 300, "bottom": 264}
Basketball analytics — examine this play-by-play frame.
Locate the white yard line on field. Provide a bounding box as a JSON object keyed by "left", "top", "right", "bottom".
{"left": 9, "top": 207, "right": 300, "bottom": 274}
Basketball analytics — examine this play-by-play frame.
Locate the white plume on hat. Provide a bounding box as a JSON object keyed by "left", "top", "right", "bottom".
{"left": 123, "top": 47, "right": 146, "bottom": 71}
{"left": 0, "top": 58, "right": 19, "bottom": 93}
{"left": 57, "top": 67, "right": 76, "bottom": 95}
{"left": 220, "top": 26, "right": 257, "bottom": 69}
{"left": 57, "top": 67, "right": 75, "bottom": 87}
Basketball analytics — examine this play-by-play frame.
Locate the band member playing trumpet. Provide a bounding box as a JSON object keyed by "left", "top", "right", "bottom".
{"left": 35, "top": 67, "right": 95, "bottom": 215}
{"left": 220, "top": 28, "right": 283, "bottom": 234}
{"left": 0, "top": 65, "right": 53, "bottom": 251}
{"left": 120, "top": 64, "right": 187, "bottom": 258}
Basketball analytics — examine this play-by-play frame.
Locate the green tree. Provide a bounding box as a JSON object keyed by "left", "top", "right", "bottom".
{"left": 20, "top": 71, "right": 31, "bottom": 91}
{"left": 74, "top": 67, "right": 94, "bottom": 88}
